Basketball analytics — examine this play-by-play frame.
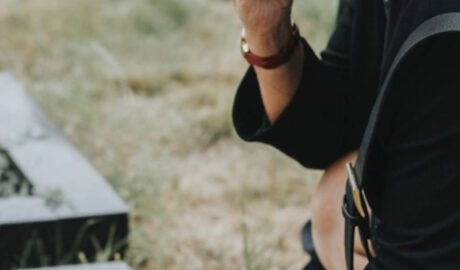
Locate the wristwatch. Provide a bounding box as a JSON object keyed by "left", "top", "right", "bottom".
{"left": 240, "top": 19, "right": 300, "bottom": 69}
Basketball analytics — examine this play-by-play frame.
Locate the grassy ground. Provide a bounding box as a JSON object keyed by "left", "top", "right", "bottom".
{"left": 0, "top": 0, "right": 338, "bottom": 269}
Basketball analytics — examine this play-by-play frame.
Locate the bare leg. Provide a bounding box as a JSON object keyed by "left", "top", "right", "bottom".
{"left": 311, "top": 151, "right": 370, "bottom": 270}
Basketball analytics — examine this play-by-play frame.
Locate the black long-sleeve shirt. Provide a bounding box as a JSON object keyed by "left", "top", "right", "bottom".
{"left": 233, "top": 0, "right": 385, "bottom": 170}
{"left": 233, "top": 0, "right": 460, "bottom": 268}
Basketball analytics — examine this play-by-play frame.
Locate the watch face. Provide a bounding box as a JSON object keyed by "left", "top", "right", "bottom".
{"left": 240, "top": 28, "right": 250, "bottom": 55}
{"left": 241, "top": 39, "right": 250, "bottom": 55}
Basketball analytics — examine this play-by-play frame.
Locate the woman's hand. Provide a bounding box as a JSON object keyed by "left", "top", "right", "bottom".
{"left": 232, "top": 0, "right": 294, "bottom": 56}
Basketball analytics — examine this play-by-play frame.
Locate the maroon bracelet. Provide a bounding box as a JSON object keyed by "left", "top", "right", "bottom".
{"left": 240, "top": 23, "right": 300, "bottom": 69}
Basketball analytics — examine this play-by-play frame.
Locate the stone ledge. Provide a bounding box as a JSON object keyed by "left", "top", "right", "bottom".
{"left": 19, "top": 262, "right": 132, "bottom": 270}
{"left": 0, "top": 73, "right": 129, "bottom": 268}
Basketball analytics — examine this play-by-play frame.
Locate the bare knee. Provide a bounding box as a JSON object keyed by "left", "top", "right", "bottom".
{"left": 311, "top": 151, "right": 358, "bottom": 270}
{"left": 311, "top": 155, "right": 351, "bottom": 237}
{"left": 310, "top": 172, "right": 346, "bottom": 269}
{"left": 311, "top": 178, "right": 341, "bottom": 237}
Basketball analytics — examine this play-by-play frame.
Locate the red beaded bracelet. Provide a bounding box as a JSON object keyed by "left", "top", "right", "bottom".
{"left": 240, "top": 22, "right": 300, "bottom": 69}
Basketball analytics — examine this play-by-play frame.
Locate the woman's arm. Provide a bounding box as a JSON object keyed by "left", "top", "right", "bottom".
{"left": 233, "top": 0, "right": 303, "bottom": 124}
{"left": 233, "top": 0, "right": 357, "bottom": 169}
{"left": 250, "top": 38, "right": 305, "bottom": 124}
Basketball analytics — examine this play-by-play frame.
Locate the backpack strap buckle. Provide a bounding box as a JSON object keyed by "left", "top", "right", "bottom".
{"left": 345, "top": 162, "right": 367, "bottom": 218}
{"left": 342, "top": 163, "right": 372, "bottom": 270}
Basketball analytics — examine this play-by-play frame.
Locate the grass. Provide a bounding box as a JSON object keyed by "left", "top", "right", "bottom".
{"left": 0, "top": 0, "right": 338, "bottom": 269}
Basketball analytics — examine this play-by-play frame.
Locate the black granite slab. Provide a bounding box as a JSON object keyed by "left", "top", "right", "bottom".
{"left": 19, "top": 262, "right": 132, "bottom": 270}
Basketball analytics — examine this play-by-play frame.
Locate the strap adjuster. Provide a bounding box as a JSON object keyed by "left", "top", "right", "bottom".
{"left": 346, "top": 163, "right": 366, "bottom": 219}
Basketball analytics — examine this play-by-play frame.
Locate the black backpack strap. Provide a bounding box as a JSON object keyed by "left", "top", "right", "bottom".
{"left": 343, "top": 12, "right": 460, "bottom": 270}
{"left": 343, "top": 163, "right": 372, "bottom": 270}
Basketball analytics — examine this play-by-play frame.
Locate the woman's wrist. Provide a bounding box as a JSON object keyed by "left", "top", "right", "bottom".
{"left": 244, "top": 21, "right": 292, "bottom": 57}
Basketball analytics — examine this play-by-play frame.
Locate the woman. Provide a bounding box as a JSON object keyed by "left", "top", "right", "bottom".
{"left": 232, "top": 0, "right": 460, "bottom": 269}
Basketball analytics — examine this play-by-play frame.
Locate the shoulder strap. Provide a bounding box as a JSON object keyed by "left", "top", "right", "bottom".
{"left": 343, "top": 13, "right": 460, "bottom": 270}
{"left": 355, "top": 12, "right": 460, "bottom": 189}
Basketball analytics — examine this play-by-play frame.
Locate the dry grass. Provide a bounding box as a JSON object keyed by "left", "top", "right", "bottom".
{"left": 0, "top": 0, "right": 338, "bottom": 269}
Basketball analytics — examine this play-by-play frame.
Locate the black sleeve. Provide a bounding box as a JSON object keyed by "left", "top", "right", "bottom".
{"left": 232, "top": 0, "right": 356, "bottom": 169}
{"left": 379, "top": 35, "right": 460, "bottom": 228}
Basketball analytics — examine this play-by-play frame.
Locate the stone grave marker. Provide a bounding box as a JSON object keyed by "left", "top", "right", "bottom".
{"left": 19, "top": 262, "right": 132, "bottom": 270}
{"left": 0, "top": 73, "right": 129, "bottom": 269}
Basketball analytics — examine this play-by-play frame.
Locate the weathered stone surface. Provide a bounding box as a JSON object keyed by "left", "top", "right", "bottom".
{"left": 0, "top": 73, "right": 129, "bottom": 268}
{"left": 0, "top": 73, "right": 128, "bottom": 219}
{"left": 0, "top": 149, "right": 31, "bottom": 198}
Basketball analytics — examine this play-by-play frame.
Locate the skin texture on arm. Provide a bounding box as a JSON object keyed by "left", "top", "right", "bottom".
{"left": 251, "top": 41, "right": 304, "bottom": 124}
{"left": 232, "top": 0, "right": 304, "bottom": 124}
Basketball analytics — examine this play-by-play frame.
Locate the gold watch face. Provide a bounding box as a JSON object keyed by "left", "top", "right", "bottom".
{"left": 240, "top": 38, "right": 250, "bottom": 55}
{"left": 240, "top": 28, "right": 250, "bottom": 55}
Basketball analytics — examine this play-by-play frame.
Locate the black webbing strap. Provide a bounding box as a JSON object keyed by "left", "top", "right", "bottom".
{"left": 343, "top": 167, "right": 372, "bottom": 270}
{"left": 343, "top": 13, "right": 460, "bottom": 270}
